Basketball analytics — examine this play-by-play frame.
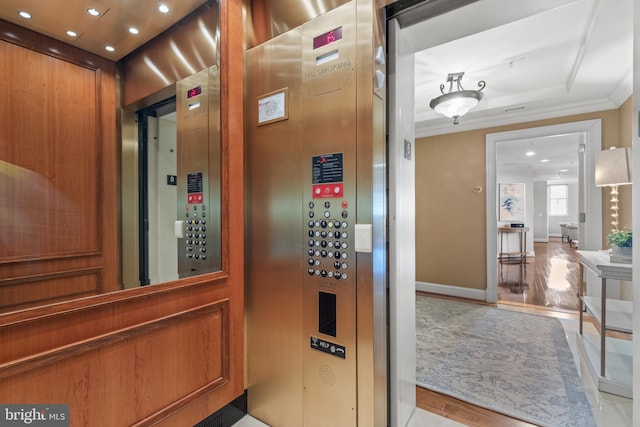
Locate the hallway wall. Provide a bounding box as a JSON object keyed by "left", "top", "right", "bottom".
{"left": 415, "top": 105, "right": 628, "bottom": 292}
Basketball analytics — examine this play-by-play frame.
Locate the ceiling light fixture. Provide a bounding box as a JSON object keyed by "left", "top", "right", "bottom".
{"left": 129, "top": 27, "right": 139, "bottom": 35}
{"left": 87, "top": 8, "right": 100, "bottom": 16}
{"left": 525, "top": 151, "right": 536, "bottom": 157}
{"left": 18, "top": 11, "right": 32, "bottom": 19}
{"left": 105, "top": 45, "right": 115, "bottom": 52}
{"left": 158, "top": 4, "right": 170, "bottom": 13}
{"left": 66, "top": 30, "right": 78, "bottom": 37}
{"left": 429, "top": 72, "right": 485, "bottom": 125}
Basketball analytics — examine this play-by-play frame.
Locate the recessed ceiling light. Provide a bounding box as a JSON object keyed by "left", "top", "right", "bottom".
{"left": 158, "top": 4, "right": 170, "bottom": 13}
{"left": 525, "top": 151, "right": 535, "bottom": 157}
{"left": 129, "top": 27, "right": 139, "bottom": 35}
{"left": 18, "top": 11, "right": 32, "bottom": 19}
{"left": 87, "top": 8, "right": 100, "bottom": 16}
{"left": 105, "top": 45, "right": 115, "bottom": 52}
{"left": 559, "top": 169, "right": 569, "bottom": 172}
{"left": 540, "top": 159, "right": 550, "bottom": 163}
{"left": 66, "top": 30, "right": 78, "bottom": 37}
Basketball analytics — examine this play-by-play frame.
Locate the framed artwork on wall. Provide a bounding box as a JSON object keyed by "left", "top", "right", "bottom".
{"left": 498, "top": 183, "right": 525, "bottom": 222}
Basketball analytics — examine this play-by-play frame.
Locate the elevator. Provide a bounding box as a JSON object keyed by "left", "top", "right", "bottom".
{"left": 245, "top": 1, "right": 387, "bottom": 426}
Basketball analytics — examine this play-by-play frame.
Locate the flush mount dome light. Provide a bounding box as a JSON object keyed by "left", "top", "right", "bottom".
{"left": 429, "top": 72, "right": 486, "bottom": 125}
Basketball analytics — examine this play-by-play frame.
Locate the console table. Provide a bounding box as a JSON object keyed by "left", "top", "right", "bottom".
{"left": 498, "top": 226, "right": 529, "bottom": 264}
{"left": 576, "top": 250, "right": 632, "bottom": 398}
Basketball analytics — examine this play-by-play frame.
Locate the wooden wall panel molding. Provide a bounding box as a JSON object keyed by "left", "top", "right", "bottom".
{"left": 0, "top": 275, "right": 229, "bottom": 363}
{"left": 0, "top": 18, "right": 119, "bottom": 295}
{"left": 0, "top": 300, "right": 230, "bottom": 426}
{"left": 0, "top": 268, "right": 102, "bottom": 314}
{"left": 1, "top": 38, "right": 97, "bottom": 260}
{"left": 0, "top": 300, "right": 229, "bottom": 380}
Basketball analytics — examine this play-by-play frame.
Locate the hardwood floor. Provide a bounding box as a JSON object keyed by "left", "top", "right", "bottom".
{"left": 417, "top": 387, "right": 537, "bottom": 427}
{"left": 497, "top": 237, "right": 581, "bottom": 312}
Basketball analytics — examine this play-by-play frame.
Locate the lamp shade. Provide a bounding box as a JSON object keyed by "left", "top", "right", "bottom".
{"left": 595, "top": 147, "right": 632, "bottom": 186}
{"left": 429, "top": 72, "right": 485, "bottom": 124}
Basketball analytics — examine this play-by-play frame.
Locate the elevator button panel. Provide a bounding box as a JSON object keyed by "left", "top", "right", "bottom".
{"left": 306, "top": 200, "right": 351, "bottom": 280}
{"left": 184, "top": 203, "right": 208, "bottom": 260}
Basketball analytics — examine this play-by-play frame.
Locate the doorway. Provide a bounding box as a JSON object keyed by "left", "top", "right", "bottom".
{"left": 492, "top": 124, "right": 600, "bottom": 312}
{"left": 136, "top": 97, "right": 179, "bottom": 286}
{"left": 387, "top": 0, "right": 619, "bottom": 424}
{"left": 486, "top": 120, "right": 602, "bottom": 303}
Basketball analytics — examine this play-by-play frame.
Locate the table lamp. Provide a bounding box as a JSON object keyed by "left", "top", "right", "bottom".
{"left": 595, "top": 147, "right": 632, "bottom": 233}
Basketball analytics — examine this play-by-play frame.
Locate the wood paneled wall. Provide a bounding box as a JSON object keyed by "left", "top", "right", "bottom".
{"left": 0, "top": 0, "right": 244, "bottom": 424}
{"left": 0, "top": 20, "right": 118, "bottom": 313}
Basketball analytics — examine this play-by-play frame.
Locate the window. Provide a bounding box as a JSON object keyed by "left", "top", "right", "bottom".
{"left": 548, "top": 184, "right": 568, "bottom": 216}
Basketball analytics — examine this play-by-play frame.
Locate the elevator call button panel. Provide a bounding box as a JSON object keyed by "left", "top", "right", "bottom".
{"left": 307, "top": 152, "right": 352, "bottom": 281}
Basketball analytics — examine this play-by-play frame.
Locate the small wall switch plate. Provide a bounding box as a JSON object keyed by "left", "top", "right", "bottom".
{"left": 354, "top": 224, "right": 373, "bottom": 253}
{"left": 404, "top": 139, "right": 412, "bottom": 161}
{"left": 174, "top": 220, "right": 185, "bottom": 238}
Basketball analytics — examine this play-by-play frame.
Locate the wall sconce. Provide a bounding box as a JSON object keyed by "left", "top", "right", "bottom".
{"left": 595, "top": 146, "right": 632, "bottom": 233}
{"left": 429, "top": 72, "right": 486, "bottom": 125}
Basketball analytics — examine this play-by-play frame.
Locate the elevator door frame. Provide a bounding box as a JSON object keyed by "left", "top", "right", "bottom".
{"left": 136, "top": 96, "right": 177, "bottom": 286}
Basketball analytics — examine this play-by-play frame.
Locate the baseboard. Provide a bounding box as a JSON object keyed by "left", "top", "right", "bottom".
{"left": 534, "top": 238, "right": 549, "bottom": 243}
{"left": 194, "top": 391, "right": 247, "bottom": 427}
{"left": 416, "top": 282, "right": 486, "bottom": 301}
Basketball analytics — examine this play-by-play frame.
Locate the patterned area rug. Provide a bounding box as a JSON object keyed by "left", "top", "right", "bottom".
{"left": 416, "top": 296, "right": 596, "bottom": 427}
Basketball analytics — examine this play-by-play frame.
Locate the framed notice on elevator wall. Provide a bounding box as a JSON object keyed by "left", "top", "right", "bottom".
{"left": 257, "top": 88, "right": 288, "bottom": 126}
{"left": 498, "top": 183, "right": 525, "bottom": 222}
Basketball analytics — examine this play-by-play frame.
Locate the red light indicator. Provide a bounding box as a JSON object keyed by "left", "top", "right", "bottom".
{"left": 313, "top": 27, "right": 343, "bottom": 50}
{"left": 187, "top": 86, "right": 202, "bottom": 99}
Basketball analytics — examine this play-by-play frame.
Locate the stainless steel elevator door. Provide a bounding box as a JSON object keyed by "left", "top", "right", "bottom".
{"left": 245, "top": 28, "right": 306, "bottom": 427}
{"left": 246, "top": 3, "right": 359, "bottom": 426}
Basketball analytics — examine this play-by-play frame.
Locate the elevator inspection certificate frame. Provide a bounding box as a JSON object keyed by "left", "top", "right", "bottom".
{"left": 257, "top": 88, "right": 288, "bottom": 125}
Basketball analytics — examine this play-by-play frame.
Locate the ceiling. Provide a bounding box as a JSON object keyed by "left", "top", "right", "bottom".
{"left": 0, "top": 0, "right": 633, "bottom": 182}
{"left": 403, "top": 0, "right": 633, "bottom": 182}
{"left": 0, "top": 0, "right": 208, "bottom": 61}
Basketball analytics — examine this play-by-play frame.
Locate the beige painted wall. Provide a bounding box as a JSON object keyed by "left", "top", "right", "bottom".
{"left": 416, "top": 102, "right": 631, "bottom": 290}
{"left": 617, "top": 96, "right": 633, "bottom": 233}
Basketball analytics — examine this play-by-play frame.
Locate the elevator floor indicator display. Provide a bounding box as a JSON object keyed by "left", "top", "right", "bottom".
{"left": 312, "top": 153, "right": 343, "bottom": 198}
{"left": 311, "top": 336, "right": 346, "bottom": 359}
